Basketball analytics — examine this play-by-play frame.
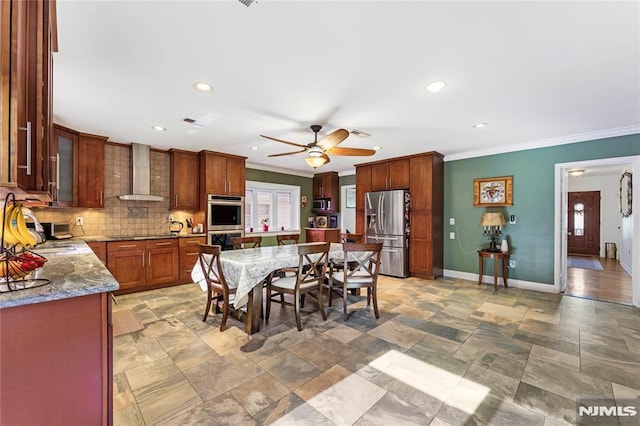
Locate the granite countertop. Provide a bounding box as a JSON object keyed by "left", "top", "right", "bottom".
{"left": 81, "top": 233, "right": 206, "bottom": 242}
{"left": 0, "top": 240, "right": 119, "bottom": 309}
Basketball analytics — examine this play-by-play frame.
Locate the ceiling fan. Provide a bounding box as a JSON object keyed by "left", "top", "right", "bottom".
{"left": 260, "top": 125, "right": 376, "bottom": 169}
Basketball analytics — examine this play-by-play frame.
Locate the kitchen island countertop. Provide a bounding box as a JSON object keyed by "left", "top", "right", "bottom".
{"left": 0, "top": 240, "right": 119, "bottom": 309}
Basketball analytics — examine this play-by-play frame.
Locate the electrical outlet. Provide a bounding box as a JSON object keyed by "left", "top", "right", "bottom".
{"left": 449, "top": 217, "right": 455, "bottom": 225}
{"left": 509, "top": 259, "right": 516, "bottom": 268}
{"left": 509, "top": 214, "right": 516, "bottom": 224}
{"left": 75, "top": 217, "right": 83, "bottom": 226}
{"left": 449, "top": 232, "right": 455, "bottom": 239}
{"left": 168, "top": 215, "right": 174, "bottom": 222}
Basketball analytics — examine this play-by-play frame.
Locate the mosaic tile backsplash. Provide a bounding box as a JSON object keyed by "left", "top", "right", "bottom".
{"left": 32, "top": 144, "right": 199, "bottom": 238}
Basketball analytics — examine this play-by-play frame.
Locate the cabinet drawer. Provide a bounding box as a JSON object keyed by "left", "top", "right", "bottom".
{"left": 179, "top": 236, "right": 206, "bottom": 247}
{"left": 107, "top": 240, "right": 146, "bottom": 252}
{"left": 145, "top": 239, "right": 179, "bottom": 249}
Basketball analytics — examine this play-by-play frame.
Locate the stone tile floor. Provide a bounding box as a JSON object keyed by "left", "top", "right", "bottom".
{"left": 112, "top": 276, "right": 640, "bottom": 425}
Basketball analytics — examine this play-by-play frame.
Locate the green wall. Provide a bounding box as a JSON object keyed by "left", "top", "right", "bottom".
{"left": 340, "top": 174, "right": 355, "bottom": 186}
{"left": 444, "top": 134, "right": 640, "bottom": 285}
{"left": 245, "top": 168, "right": 313, "bottom": 245}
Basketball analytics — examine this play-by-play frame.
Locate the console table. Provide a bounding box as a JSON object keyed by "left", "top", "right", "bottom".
{"left": 478, "top": 250, "right": 509, "bottom": 291}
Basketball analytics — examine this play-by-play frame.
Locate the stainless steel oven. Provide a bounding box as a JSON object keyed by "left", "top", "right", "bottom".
{"left": 207, "top": 195, "right": 244, "bottom": 231}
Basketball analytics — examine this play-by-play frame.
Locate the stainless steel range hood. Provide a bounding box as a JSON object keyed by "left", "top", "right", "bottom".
{"left": 118, "top": 143, "right": 164, "bottom": 202}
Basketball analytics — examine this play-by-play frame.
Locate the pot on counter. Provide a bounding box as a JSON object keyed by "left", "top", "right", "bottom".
{"left": 169, "top": 220, "right": 184, "bottom": 236}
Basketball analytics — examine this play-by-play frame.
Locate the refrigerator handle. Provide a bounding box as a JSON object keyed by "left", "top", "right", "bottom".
{"left": 378, "top": 192, "right": 384, "bottom": 233}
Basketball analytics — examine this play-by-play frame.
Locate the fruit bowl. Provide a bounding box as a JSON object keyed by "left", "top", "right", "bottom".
{"left": 0, "top": 250, "right": 47, "bottom": 281}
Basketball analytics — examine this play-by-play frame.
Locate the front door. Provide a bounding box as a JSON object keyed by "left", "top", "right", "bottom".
{"left": 568, "top": 191, "right": 600, "bottom": 256}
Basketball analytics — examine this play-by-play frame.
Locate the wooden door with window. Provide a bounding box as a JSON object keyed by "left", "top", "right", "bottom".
{"left": 568, "top": 191, "right": 600, "bottom": 256}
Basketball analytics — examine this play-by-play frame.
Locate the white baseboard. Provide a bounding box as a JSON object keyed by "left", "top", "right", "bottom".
{"left": 620, "top": 260, "right": 633, "bottom": 276}
{"left": 443, "top": 269, "right": 557, "bottom": 293}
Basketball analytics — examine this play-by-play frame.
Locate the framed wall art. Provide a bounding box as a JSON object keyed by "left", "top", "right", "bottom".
{"left": 473, "top": 176, "right": 514, "bottom": 207}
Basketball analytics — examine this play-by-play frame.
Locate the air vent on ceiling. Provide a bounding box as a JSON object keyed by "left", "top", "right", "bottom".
{"left": 351, "top": 129, "right": 371, "bottom": 138}
{"left": 238, "top": 0, "right": 254, "bottom": 7}
{"left": 183, "top": 118, "right": 196, "bottom": 124}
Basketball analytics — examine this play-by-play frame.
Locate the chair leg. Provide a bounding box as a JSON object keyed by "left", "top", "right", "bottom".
{"left": 327, "top": 277, "right": 333, "bottom": 307}
{"left": 294, "top": 291, "right": 302, "bottom": 331}
{"left": 317, "top": 285, "right": 327, "bottom": 321}
{"left": 372, "top": 285, "right": 379, "bottom": 319}
{"left": 220, "top": 293, "right": 229, "bottom": 331}
{"left": 367, "top": 287, "right": 371, "bottom": 306}
{"left": 265, "top": 287, "right": 272, "bottom": 321}
{"left": 202, "top": 288, "right": 212, "bottom": 322}
{"left": 343, "top": 284, "right": 349, "bottom": 321}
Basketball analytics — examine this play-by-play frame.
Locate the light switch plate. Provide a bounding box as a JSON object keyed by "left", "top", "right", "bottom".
{"left": 509, "top": 214, "right": 516, "bottom": 224}
{"left": 449, "top": 232, "right": 455, "bottom": 240}
{"left": 449, "top": 217, "right": 455, "bottom": 225}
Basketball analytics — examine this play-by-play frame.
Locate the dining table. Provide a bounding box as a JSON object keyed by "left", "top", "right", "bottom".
{"left": 191, "top": 242, "right": 344, "bottom": 334}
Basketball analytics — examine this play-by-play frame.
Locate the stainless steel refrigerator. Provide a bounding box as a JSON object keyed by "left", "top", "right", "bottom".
{"left": 364, "top": 189, "right": 410, "bottom": 278}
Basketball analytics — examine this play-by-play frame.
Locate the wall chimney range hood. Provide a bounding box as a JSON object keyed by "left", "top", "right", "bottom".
{"left": 118, "top": 143, "right": 164, "bottom": 202}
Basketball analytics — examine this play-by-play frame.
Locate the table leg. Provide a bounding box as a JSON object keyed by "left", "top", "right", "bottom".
{"left": 478, "top": 254, "right": 483, "bottom": 286}
{"left": 245, "top": 284, "right": 263, "bottom": 335}
{"left": 503, "top": 257, "right": 508, "bottom": 288}
{"left": 493, "top": 256, "right": 498, "bottom": 292}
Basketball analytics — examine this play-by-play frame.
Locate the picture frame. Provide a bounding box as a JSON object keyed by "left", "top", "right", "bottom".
{"left": 620, "top": 171, "right": 632, "bottom": 218}
{"left": 345, "top": 187, "right": 356, "bottom": 208}
{"left": 315, "top": 216, "right": 328, "bottom": 228}
{"left": 473, "top": 176, "right": 513, "bottom": 207}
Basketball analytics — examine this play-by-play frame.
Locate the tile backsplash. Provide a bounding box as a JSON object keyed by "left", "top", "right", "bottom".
{"left": 31, "top": 144, "right": 198, "bottom": 238}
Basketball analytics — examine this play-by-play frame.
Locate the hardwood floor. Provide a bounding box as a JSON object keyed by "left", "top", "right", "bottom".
{"left": 565, "top": 256, "right": 632, "bottom": 305}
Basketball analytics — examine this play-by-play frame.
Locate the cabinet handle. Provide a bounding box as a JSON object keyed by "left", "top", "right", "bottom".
{"left": 100, "top": 190, "right": 103, "bottom": 207}
{"left": 155, "top": 242, "right": 172, "bottom": 246}
{"left": 118, "top": 244, "right": 137, "bottom": 249}
{"left": 17, "top": 122, "right": 32, "bottom": 175}
{"left": 148, "top": 252, "right": 151, "bottom": 266}
{"left": 175, "top": 194, "right": 178, "bottom": 208}
{"left": 56, "top": 153, "right": 60, "bottom": 190}
{"left": 186, "top": 252, "right": 198, "bottom": 256}
{"left": 186, "top": 240, "right": 200, "bottom": 245}
{"left": 142, "top": 252, "right": 145, "bottom": 267}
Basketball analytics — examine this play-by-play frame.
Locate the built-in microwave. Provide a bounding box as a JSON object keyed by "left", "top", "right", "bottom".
{"left": 312, "top": 199, "right": 330, "bottom": 210}
{"left": 207, "top": 195, "right": 244, "bottom": 231}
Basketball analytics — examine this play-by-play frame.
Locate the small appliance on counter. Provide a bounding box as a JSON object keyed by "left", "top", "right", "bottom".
{"left": 40, "top": 222, "right": 73, "bottom": 240}
{"left": 169, "top": 220, "right": 184, "bottom": 236}
{"left": 22, "top": 207, "right": 47, "bottom": 244}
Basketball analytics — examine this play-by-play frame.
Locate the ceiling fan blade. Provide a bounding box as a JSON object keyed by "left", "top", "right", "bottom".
{"left": 268, "top": 149, "right": 308, "bottom": 158}
{"left": 317, "top": 129, "right": 349, "bottom": 150}
{"left": 321, "top": 153, "right": 331, "bottom": 164}
{"left": 260, "top": 134, "right": 308, "bottom": 148}
{"left": 325, "top": 147, "right": 376, "bottom": 156}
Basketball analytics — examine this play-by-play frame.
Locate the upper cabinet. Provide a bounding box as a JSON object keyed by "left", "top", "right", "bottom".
{"left": 371, "top": 159, "right": 409, "bottom": 191}
{"left": 312, "top": 171, "right": 339, "bottom": 212}
{"left": 169, "top": 149, "right": 199, "bottom": 210}
{"left": 50, "top": 124, "right": 106, "bottom": 208}
{"left": 1, "top": 0, "right": 56, "bottom": 201}
{"left": 199, "top": 150, "right": 246, "bottom": 197}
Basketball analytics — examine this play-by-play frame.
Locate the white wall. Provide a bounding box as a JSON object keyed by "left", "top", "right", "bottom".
{"left": 568, "top": 171, "right": 621, "bottom": 258}
{"left": 620, "top": 167, "right": 634, "bottom": 274}
{"left": 340, "top": 185, "right": 356, "bottom": 233}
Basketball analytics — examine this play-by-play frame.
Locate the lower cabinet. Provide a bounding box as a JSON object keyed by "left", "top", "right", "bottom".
{"left": 0, "top": 293, "right": 112, "bottom": 425}
{"left": 179, "top": 236, "right": 206, "bottom": 283}
{"left": 87, "top": 241, "right": 107, "bottom": 265}
{"left": 306, "top": 228, "right": 340, "bottom": 243}
{"left": 108, "top": 239, "right": 179, "bottom": 295}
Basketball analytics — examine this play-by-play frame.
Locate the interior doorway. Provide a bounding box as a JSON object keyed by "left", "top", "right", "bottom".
{"left": 554, "top": 155, "right": 639, "bottom": 307}
{"left": 567, "top": 191, "right": 600, "bottom": 256}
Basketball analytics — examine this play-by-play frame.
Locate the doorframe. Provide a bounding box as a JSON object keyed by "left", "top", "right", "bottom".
{"left": 554, "top": 155, "right": 640, "bottom": 306}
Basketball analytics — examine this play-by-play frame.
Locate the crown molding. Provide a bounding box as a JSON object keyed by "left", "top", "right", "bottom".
{"left": 444, "top": 125, "right": 640, "bottom": 162}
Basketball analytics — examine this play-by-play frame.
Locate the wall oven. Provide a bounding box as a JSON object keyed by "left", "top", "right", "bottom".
{"left": 207, "top": 195, "right": 244, "bottom": 231}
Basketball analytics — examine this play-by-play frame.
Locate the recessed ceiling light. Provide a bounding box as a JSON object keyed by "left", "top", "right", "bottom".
{"left": 425, "top": 80, "right": 447, "bottom": 93}
{"left": 372, "top": 146, "right": 382, "bottom": 151}
{"left": 473, "top": 122, "right": 487, "bottom": 128}
{"left": 250, "top": 146, "right": 259, "bottom": 150}
{"left": 152, "top": 125, "right": 167, "bottom": 131}
{"left": 568, "top": 169, "right": 586, "bottom": 177}
{"left": 193, "top": 82, "right": 213, "bottom": 93}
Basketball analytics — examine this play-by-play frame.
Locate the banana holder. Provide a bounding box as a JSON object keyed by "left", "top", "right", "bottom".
{"left": 0, "top": 192, "right": 50, "bottom": 292}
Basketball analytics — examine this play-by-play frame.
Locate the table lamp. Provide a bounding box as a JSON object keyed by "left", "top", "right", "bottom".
{"left": 480, "top": 212, "right": 506, "bottom": 252}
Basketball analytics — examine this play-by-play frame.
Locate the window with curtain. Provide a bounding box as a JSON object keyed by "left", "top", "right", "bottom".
{"left": 245, "top": 181, "right": 300, "bottom": 232}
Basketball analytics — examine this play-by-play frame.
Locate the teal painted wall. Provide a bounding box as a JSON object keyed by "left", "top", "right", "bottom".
{"left": 245, "top": 168, "right": 313, "bottom": 245}
{"left": 444, "top": 134, "right": 640, "bottom": 285}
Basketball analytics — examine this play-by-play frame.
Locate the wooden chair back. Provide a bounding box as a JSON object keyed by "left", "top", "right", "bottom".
{"left": 296, "top": 242, "right": 330, "bottom": 287}
{"left": 197, "top": 244, "right": 229, "bottom": 292}
{"left": 231, "top": 236, "right": 263, "bottom": 250}
{"left": 341, "top": 242, "right": 383, "bottom": 285}
{"left": 340, "top": 233, "right": 364, "bottom": 243}
{"left": 276, "top": 233, "right": 300, "bottom": 246}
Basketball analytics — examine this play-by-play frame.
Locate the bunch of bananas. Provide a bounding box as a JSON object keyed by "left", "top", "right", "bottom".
{"left": 0, "top": 203, "right": 37, "bottom": 249}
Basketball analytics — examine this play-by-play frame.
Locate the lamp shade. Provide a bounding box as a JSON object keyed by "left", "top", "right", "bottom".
{"left": 480, "top": 212, "right": 506, "bottom": 227}
{"left": 305, "top": 154, "right": 329, "bottom": 169}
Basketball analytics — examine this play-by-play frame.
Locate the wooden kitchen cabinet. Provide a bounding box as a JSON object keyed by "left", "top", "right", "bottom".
{"left": 306, "top": 228, "right": 340, "bottom": 243}
{"left": 199, "top": 150, "right": 246, "bottom": 197}
{"left": 78, "top": 133, "right": 107, "bottom": 208}
{"left": 88, "top": 241, "right": 107, "bottom": 265}
{"left": 178, "top": 235, "right": 206, "bottom": 283}
{"left": 355, "top": 152, "right": 443, "bottom": 280}
{"left": 371, "top": 158, "right": 409, "bottom": 191}
{"left": 1, "top": 0, "right": 56, "bottom": 202}
{"left": 312, "top": 171, "right": 339, "bottom": 212}
{"left": 107, "top": 239, "right": 179, "bottom": 294}
{"left": 0, "top": 292, "right": 113, "bottom": 425}
{"left": 170, "top": 149, "right": 200, "bottom": 210}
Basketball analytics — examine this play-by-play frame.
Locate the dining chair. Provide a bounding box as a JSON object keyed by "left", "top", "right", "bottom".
{"left": 266, "top": 242, "right": 330, "bottom": 331}
{"left": 328, "top": 242, "right": 383, "bottom": 320}
{"left": 340, "top": 233, "right": 364, "bottom": 243}
{"left": 276, "top": 233, "right": 300, "bottom": 245}
{"left": 231, "top": 236, "right": 263, "bottom": 250}
{"left": 198, "top": 244, "right": 237, "bottom": 331}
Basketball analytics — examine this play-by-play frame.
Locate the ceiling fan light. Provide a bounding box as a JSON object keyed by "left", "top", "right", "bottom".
{"left": 308, "top": 146, "right": 324, "bottom": 157}
{"left": 305, "top": 155, "right": 328, "bottom": 169}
